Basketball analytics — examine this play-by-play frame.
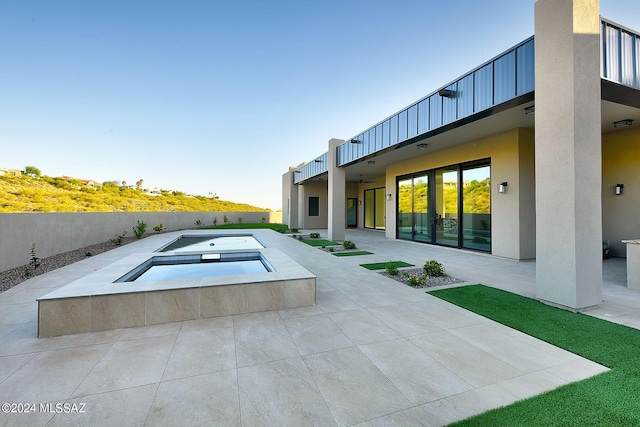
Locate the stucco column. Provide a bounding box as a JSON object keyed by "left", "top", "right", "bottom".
{"left": 282, "top": 168, "right": 299, "bottom": 230}
{"left": 297, "top": 184, "right": 305, "bottom": 229}
{"left": 328, "top": 138, "right": 346, "bottom": 241}
{"left": 534, "top": 0, "right": 602, "bottom": 309}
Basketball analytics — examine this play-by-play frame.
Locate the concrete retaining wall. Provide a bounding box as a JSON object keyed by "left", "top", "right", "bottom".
{"left": 0, "top": 211, "right": 282, "bottom": 272}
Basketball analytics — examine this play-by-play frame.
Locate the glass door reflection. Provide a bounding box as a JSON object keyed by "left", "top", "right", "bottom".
{"left": 435, "top": 167, "right": 458, "bottom": 247}
{"left": 413, "top": 174, "right": 430, "bottom": 242}
{"left": 397, "top": 179, "right": 413, "bottom": 240}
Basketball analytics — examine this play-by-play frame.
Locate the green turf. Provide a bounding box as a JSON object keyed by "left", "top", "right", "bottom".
{"left": 332, "top": 251, "right": 374, "bottom": 257}
{"left": 359, "top": 261, "right": 414, "bottom": 270}
{"left": 428, "top": 284, "right": 640, "bottom": 426}
{"left": 203, "top": 223, "right": 288, "bottom": 232}
{"left": 300, "top": 239, "right": 341, "bottom": 247}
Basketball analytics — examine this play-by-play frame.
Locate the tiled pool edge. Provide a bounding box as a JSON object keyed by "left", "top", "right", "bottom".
{"left": 37, "top": 232, "right": 316, "bottom": 337}
{"left": 38, "top": 277, "right": 315, "bottom": 337}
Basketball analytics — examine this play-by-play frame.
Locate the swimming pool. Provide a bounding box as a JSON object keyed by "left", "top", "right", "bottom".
{"left": 37, "top": 230, "right": 316, "bottom": 337}
{"left": 157, "top": 234, "right": 264, "bottom": 252}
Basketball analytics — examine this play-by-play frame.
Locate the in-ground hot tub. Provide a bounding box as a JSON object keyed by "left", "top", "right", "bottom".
{"left": 116, "top": 252, "right": 273, "bottom": 282}
{"left": 37, "top": 230, "right": 316, "bottom": 337}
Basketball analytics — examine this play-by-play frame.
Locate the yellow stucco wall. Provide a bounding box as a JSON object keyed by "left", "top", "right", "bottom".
{"left": 384, "top": 128, "right": 536, "bottom": 260}
{"left": 602, "top": 127, "right": 640, "bottom": 257}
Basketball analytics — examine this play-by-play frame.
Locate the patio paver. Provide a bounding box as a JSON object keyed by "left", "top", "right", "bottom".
{"left": 0, "top": 228, "right": 622, "bottom": 426}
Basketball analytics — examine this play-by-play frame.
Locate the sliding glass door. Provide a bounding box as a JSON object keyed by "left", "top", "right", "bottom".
{"left": 364, "top": 188, "right": 386, "bottom": 230}
{"left": 462, "top": 165, "right": 491, "bottom": 251}
{"left": 397, "top": 160, "right": 490, "bottom": 252}
{"left": 413, "top": 174, "right": 430, "bottom": 243}
{"left": 434, "top": 167, "right": 458, "bottom": 247}
{"left": 398, "top": 179, "right": 413, "bottom": 239}
{"left": 397, "top": 175, "right": 430, "bottom": 241}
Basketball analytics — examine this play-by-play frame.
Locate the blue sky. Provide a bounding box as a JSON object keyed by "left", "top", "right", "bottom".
{"left": 2, "top": 1, "right": 639, "bottom": 210}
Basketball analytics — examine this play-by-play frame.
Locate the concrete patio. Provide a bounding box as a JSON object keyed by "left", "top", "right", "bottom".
{"left": 1, "top": 228, "right": 633, "bottom": 426}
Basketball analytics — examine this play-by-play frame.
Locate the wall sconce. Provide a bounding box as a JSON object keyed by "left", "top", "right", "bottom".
{"left": 523, "top": 106, "right": 535, "bottom": 115}
{"left": 613, "top": 119, "right": 633, "bottom": 128}
{"left": 358, "top": 200, "right": 362, "bottom": 205}
{"left": 438, "top": 89, "right": 455, "bottom": 98}
{"left": 386, "top": 194, "right": 392, "bottom": 201}
{"left": 350, "top": 139, "right": 361, "bottom": 144}
{"left": 498, "top": 182, "right": 508, "bottom": 193}
{"left": 615, "top": 184, "right": 624, "bottom": 195}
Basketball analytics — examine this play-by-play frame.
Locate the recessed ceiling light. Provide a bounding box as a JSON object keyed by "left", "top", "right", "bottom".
{"left": 613, "top": 119, "right": 633, "bottom": 128}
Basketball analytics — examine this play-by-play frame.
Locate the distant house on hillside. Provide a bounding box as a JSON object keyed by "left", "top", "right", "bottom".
{"left": 60, "top": 176, "right": 101, "bottom": 187}
{"left": 0, "top": 168, "right": 22, "bottom": 177}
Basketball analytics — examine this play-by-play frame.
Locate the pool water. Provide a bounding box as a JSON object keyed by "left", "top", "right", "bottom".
{"left": 134, "top": 259, "right": 268, "bottom": 282}
{"left": 158, "top": 235, "right": 264, "bottom": 252}
{"left": 115, "top": 251, "right": 274, "bottom": 283}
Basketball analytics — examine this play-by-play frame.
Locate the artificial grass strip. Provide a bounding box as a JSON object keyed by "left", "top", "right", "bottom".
{"left": 300, "top": 239, "right": 341, "bottom": 247}
{"left": 360, "top": 261, "right": 414, "bottom": 270}
{"left": 332, "top": 251, "right": 374, "bottom": 257}
{"left": 428, "top": 284, "right": 640, "bottom": 426}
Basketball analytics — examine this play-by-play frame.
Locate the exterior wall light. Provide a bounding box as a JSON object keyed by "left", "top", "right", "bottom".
{"left": 615, "top": 184, "right": 624, "bottom": 195}
{"left": 438, "top": 89, "right": 455, "bottom": 98}
{"left": 350, "top": 139, "right": 361, "bottom": 144}
{"left": 613, "top": 119, "right": 633, "bottom": 128}
{"left": 416, "top": 143, "right": 429, "bottom": 150}
{"left": 498, "top": 182, "right": 508, "bottom": 193}
{"left": 524, "top": 106, "right": 535, "bottom": 115}
{"left": 386, "top": 194, "right": 392, "bottom": 201}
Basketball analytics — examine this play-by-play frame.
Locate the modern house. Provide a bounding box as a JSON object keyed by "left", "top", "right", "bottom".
{"left": 282, "top": 0, "right": 640, "bottom": 311}
{"left": 0, "top": 168, "right": 22, "bottom": 177}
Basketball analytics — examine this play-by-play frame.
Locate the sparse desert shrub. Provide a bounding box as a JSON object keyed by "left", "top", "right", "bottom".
{"left": 24, "top": 243, "right": 41, "bottom": 277}
{"left": 153, "top": 224, "right": 165, "bottom": 233}
{"left": 132, "top": 220, "right": 147, "bottom": 239}
{"left": 309, "top": 232, "right": 320, "bottom": 238}
{"left": 423, "top": 260, "right": 445, "bottom": 277}
{"left": 407, "top": 273, "right": 426, "bottom": 287}
{"left": 342, "top": 240, "right": 356, "bottom": 250}
{"left": 110, "top": 231, "right": 127, "bottom": 246}
{"left": 385, "top": 261, "right": 399, "bottom": 276}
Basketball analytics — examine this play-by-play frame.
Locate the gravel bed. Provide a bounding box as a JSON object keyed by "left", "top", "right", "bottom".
{"left": 379, "top": 267, "right": 465, "bottom": 288}
{"left": 0, "top": 236, "right": 138, "bottom": 294}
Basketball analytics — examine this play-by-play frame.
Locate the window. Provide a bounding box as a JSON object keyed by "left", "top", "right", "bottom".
{"left": 309, "top": 197, "right": 319, "bottom": 216}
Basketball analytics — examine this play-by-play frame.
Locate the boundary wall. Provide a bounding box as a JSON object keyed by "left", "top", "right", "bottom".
{"left": 0, "top": 211, "right": 282, "bottom": 272}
